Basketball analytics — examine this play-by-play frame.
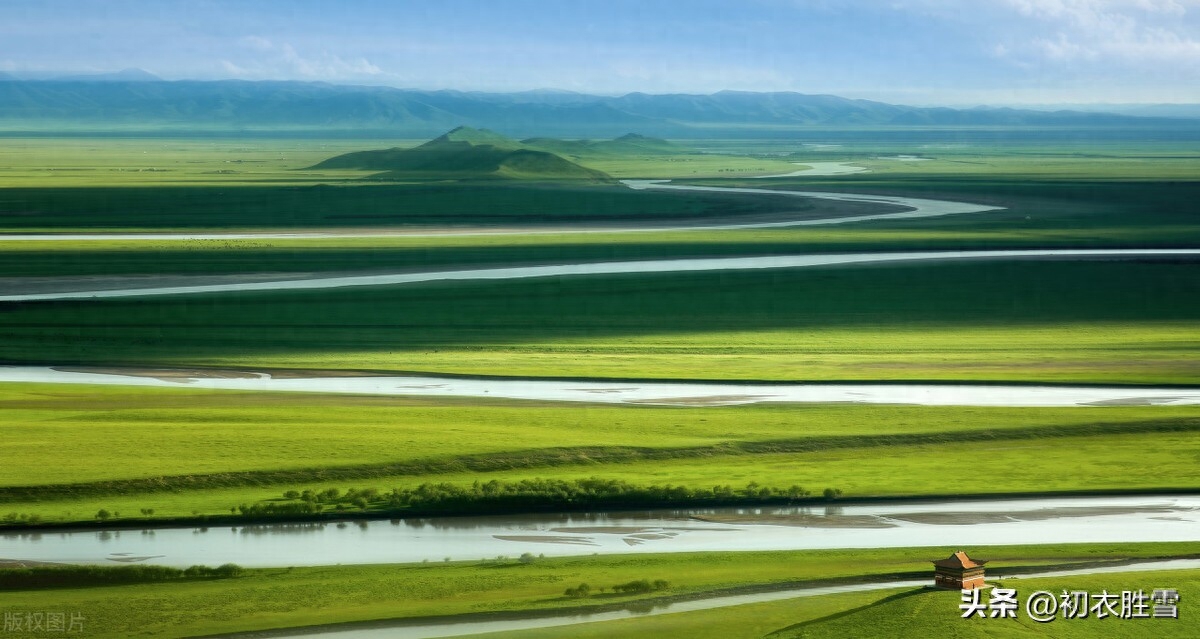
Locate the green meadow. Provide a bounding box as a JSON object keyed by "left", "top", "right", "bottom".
{"left": 483, "top": 567, "right": 1200, "bottom": 639}
{"left": 1, "top": 544, "right": 1194, "bottom": 639}
{"left": 0, "top": 131, "right": 1197, "bottom": 637}
{"left": 1, "top": 381, "right": 1198, "bottom": 525}
{"left": 2, "top": 260, "right": 1197, "bottom": 384}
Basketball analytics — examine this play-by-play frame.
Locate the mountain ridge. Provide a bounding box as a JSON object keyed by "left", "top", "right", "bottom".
{"left": 0, "top": 80, "right": 1192, "bottom": 136}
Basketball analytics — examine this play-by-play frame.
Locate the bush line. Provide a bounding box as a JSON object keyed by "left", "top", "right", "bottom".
{"left": 0, "top": 563, "right": 244, "bottom": 590}
{"left": 1, "top": 418, "right": 1196, "bottom": 502}
{"left": 234, "top": 478, "right": 822, "bottom": 519}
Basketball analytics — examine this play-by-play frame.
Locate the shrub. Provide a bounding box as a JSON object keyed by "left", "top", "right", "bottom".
{"left": 612, "top": 579, "right": 669, "bottom": 594}
{"left": 214, "top": 563, "right": 244, "bottom": 577}
{"left": 564, "top": 583, "right": 591, "bottom": 598}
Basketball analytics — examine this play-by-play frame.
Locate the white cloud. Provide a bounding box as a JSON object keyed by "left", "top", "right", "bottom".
{"left": 997, "top": 0, "right": 1200, "bottom": 65}
{"left": 221, "top": 40, "right": 383, "bottom": 80}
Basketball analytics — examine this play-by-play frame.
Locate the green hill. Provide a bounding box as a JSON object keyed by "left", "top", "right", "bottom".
{"left": 312, "top": 126, "right": 612, "bottom": 182}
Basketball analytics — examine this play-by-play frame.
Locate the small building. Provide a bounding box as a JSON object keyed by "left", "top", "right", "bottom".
{"left": 932, "top": 550, "right": 987, "bottom": 590}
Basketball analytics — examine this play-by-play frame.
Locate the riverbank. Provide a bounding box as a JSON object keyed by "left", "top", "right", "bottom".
{"left": 3, "top": 489, "right": 1200, "bottom": 535}
{"left": 3, "top": 543, "right": 1197, "bottom": 639}
{"left": 3, "top": 495, "right": 1197, "bottom": 570}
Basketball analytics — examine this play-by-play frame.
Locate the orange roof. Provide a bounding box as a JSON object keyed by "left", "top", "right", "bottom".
{"left": 932, "top": 551, "right": 987, "bottom": 569}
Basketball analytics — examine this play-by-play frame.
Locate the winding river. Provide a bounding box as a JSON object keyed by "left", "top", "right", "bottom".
{"left": 4, "top": 497, "right": 1198, "bottom": 638}
{"left": 2, "top": 179, "right": 1198, "bottom": 636}
{"left": 0, "top": 179, "right": 999, "bottom": 242}
{"left": 4, "top": 496, "right": 1197, "bottom": 568}
{"left": 2, "top": 248, "right": 1196, "bottom": 301}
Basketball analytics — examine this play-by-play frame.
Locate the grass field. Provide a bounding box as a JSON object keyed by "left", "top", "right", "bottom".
{"left": 1, "top": 132, "right": 1197, "bottom": 636}
{"left": 482, "top": 569, "right": 1200, "bottom": 639}
{"left": 0, "top": 544, "right": 1194, "bottom": 638}
{"left": 2, "top": 260, "right": 1197, "bottom": 384}
{"left": 6, "top": 429, "right": 1200, "bottom": 527}
{"left": 1, "top": 382, "right": 1197, "bottom": 525}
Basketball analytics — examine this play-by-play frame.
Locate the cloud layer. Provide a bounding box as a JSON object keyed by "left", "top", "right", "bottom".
{"left": 2, "top": 0, "right": 1196, "bottom": 103}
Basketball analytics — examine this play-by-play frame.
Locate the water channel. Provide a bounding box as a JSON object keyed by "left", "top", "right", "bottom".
{"left": 3, "top": 248, "right": 1197, "bottom": 302}
{"left": 4, "top": 496, "right": 1197, "bottom": 569}
{"left": 3, "top": 365, "right": 1200, "bottom": 407}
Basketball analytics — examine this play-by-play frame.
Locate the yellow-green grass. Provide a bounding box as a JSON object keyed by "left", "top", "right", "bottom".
{"left": 481, "top": 570, "right": 1200, "bottom": 639}
{"left": 0, "top": 544, "right": 1193, "bottom": 639}
{"left": 5, "top": 383, "right": 1197, "bottom": 489}
{"left": 4, "top": 423, "right": 1197, "bottom": 526}
{"left": 479, "top": 589, "right": 909, "bottom": 639}
{"left": 3, "top": 261, "right": 1197, "bottom": 385}
{"left": 770, "top": 570, "right": 1200, "bottom": 638}
{"left": 0, "top": 137, "right": 392, "bottom": 187}
{"left": 187, "top": 322, "right": 1194, "bottom": 386}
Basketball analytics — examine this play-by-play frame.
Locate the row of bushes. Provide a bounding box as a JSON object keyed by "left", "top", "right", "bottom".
{"left": 239, "top": 478, "right": 840, "bottom": 518}
{"left": 0, "top": 563, "right": 244, "bottom": 590}
{"left": 565, "top": 579, "right": 670, "bottom": 598}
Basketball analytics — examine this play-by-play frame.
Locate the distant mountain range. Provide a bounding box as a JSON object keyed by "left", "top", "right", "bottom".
{"left": 0, "top": 78, "right": 1193, "bottom": 136}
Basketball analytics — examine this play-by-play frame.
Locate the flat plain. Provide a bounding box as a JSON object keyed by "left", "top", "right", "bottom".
{"left": 1, "top": 129, "right": 1197, "bottom": 637}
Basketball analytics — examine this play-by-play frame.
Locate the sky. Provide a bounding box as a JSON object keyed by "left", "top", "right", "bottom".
{"left": 1, "top": 0, "right": 1198, "bottom": 105}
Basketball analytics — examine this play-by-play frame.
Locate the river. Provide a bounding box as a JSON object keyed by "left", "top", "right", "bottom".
{"left": 3, "top": 366, "right": 1199, "bottom": 407}
{"left": 3, "top": 496, "right": 1197, "bottom": 568}
{"left": 0, "top": 179, "right": 1000, "bottom": 243}
{"left": 2, "top": 248, "right": 1197, "bottom": 302}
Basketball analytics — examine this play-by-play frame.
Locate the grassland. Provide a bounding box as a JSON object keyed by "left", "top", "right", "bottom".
{"left": 1, "top": 544, "right": 1194, "bottom": 638}
{"left": 2, "top": 260, "right": 1196, "bottom": 384}
{"left": 1, "top": 382, "right": 1197, "bottom": 526}
{"left": 1, "top": 132, "right": 1197, "bottom": 637}
{"left": 483, "top": 568, "right": 1200, "bottom": 639}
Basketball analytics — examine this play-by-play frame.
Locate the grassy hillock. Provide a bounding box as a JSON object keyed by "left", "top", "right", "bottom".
{"left": 311, "top": 126, "right": 613, "bottom": 182}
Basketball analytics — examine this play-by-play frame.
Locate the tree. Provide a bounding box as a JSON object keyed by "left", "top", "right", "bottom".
{"left": 95, "top": 509, "right": 111, "bottom": 521}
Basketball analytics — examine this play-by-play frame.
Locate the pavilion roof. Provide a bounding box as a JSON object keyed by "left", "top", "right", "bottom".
{"left": 932, "top": 551, "right": 987, "bottom": 569}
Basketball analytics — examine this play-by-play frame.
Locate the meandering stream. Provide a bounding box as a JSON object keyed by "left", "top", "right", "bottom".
{"left": 0, "top": 179, "right": 1000, "bottom": 242}
{"left": 2, "top": 248, "right": 1195, "bottom": 301}
{"left": 4, "top": 496, "right": 1197, "bottom": 568}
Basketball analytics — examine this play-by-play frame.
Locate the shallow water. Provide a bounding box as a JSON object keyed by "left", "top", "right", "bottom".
{"left": 3, "top": 496, "right": 1196, "bottom": 569}
{"left": 752, "top": 161, "right": 869, "bottom": 177}
{"left": 2, "top": 365, "right": 1199, "bottom": 407}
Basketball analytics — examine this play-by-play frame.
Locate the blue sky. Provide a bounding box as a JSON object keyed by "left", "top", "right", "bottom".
{"left": 2, "top": 0, "right": 1198, "bottom": 104}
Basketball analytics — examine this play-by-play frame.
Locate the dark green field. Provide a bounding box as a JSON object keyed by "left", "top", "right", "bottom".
{"left": 2, "top": 259, "right": 1196, "bottom": 384}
